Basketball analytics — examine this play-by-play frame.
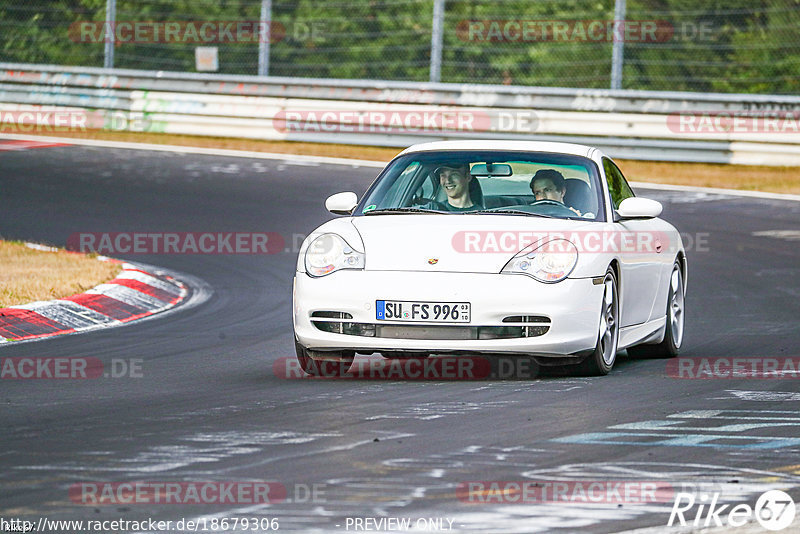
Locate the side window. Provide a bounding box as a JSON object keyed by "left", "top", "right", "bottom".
{"left": 602, "top": 158, "right": 635, "bottom": 210}
{"left": 410, "top": 173, "right": 436, "bottom": 205}
{"left": 381, "top": 162, "right": 420, "bottom": 207}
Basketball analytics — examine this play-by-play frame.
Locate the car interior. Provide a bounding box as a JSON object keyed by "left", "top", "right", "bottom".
{"left": 412, "top": 162, "right": 598, "bottom": 216}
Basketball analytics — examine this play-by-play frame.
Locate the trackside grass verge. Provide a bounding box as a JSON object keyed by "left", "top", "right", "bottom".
{"left": 0, "top": 240, "right": 122, "bottom": 308}
{"left": 9, "top": 130, "right": 800, "bottom": 194}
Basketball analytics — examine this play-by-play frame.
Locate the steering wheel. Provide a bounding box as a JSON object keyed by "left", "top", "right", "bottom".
{"left": 530, "top": 199, "right": 565, "bottom": 207}
{"left": 529, "top": 199, "right": 578, "bottom": 216}
{"left": 410, "top": 196, "right": 435, "bottom": 206}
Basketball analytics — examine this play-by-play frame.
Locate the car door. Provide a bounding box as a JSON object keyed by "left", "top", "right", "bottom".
{"left": 603, "top": 158, "right": 664, "bottom": 327}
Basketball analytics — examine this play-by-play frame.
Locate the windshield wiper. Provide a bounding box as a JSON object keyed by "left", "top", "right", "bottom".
{"left": 474, "top": 209, "right": 556, "bottom": 218}
{"left": 363, "top": 207, "right": 444, "bottom": 215}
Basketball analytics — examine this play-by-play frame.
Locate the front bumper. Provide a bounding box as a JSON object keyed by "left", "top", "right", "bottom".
{"left": 293, "top": 270, "right": 604, "bottom": 358}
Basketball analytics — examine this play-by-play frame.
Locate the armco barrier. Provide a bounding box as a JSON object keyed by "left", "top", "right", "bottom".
{"left": 1, "top": 63, "right": 800, "bottom": 165}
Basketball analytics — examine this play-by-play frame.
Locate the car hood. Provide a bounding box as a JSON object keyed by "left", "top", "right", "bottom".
{"left": 351, "top": 214, "right": 598, "bottom": 274}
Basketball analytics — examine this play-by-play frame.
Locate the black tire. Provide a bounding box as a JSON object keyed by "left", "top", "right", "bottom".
{"left": 294, "top": 338, "right": 355, "bottom": 376}
{"left": 628, "top": 262, "right": 685, "bottom": 359}
{"left": 578, "top": 267, "right": 620, "bottom": 376}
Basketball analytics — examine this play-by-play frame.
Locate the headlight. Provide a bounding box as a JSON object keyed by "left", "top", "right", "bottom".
{"left": 304, "top": 233, "right": 365, "bottom": 277}
{"left": 501, "top": 238, "right": 578, "bottom": 283}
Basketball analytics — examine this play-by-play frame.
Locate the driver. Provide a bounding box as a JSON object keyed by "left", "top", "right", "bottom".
{"left": 427, "top": 162, "right": 480, "bottom": 212}
{"left": 530, "top": 169, "right": 581, "bottom": 215}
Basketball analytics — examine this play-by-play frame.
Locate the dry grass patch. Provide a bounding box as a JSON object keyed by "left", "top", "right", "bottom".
{"left": 616, "top": 159, "right": 800, "bottom": 195}
{"left": 0, "top": 240, "right": 121, "bottom": 307}
{"left": 21, "top": 129, "right": 402, "bottom": 162}
{"left": 13, "top": 129, "right": 800, "bottom": 194}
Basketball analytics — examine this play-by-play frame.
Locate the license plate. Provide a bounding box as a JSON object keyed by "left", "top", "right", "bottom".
{"left": 376, "top": 300, "right": 470, "bottom": 323}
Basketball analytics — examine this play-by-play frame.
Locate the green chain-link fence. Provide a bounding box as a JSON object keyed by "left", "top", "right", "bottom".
{"left": 1, "top": 0, "right": 798, "bottom": 94}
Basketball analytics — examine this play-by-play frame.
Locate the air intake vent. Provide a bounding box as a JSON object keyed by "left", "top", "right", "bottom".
{"left": 502, "top": 315, "right": 550, "bottom": 324}
{"left": 311, "top": 311, "right": 353, "bottom": 319}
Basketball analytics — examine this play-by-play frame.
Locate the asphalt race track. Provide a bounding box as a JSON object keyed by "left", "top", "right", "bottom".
{"left": 2, "top": 144, "right": 800, "bottom": 533}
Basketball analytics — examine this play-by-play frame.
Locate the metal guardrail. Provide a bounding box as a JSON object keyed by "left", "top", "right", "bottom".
{"left": 5, "top": 63, "right": 800, "bottom": 112}
{"left": 2, "top": 63, "right": 800, "bottom": 165}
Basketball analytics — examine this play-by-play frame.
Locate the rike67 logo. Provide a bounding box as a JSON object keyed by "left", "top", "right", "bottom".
{"left": 669, "top": 490, "right": 796, "bottom": 531}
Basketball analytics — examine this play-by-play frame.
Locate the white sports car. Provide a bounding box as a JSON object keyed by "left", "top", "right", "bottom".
{"left": 293, "top": 140, "right": 686, "bottom": 376}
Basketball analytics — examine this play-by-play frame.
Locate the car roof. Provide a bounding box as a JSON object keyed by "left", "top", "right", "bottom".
{"left": 397, "top": 140, "right": 597, "bottom": 159}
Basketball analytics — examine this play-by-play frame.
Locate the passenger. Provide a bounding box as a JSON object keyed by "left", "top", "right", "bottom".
{"left": 530, "top": 169, "right": 581, "bottom": 215}
{"left": 428, "top": 163, "right": 480, "bottom": 212}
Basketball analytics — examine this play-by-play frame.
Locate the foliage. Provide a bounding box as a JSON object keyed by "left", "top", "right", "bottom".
{"left": 1, "top": 0, "right": 797, "bottom": 93}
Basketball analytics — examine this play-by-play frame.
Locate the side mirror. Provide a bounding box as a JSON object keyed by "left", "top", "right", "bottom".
{"left": 325, "top": 191, "right": 358, "bottom": 215}
{"left": 615, "top": 197, "right": 662, "bottom": 220}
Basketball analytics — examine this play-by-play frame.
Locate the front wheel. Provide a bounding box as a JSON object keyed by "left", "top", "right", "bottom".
{"left": 578, "top": 268, "right": 619, "bottom": 376}
{"left": 294, "top": 338, "right": 355, "bottom": 376}
{"left": 628, "top": 262, "right": 684, "bottom": 359}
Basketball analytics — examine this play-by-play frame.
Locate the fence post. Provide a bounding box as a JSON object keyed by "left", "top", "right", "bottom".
{"left": 430, "top": 0, "right": 445, "bottom": 83}
{"left": 610, "top": 0, "right": 626, "bottom": 90}
{"left": 103, "top": 0, "right": 116, "bottom": 69}
{"left": 258, "top": 0, "right": 272, "bottom": 76}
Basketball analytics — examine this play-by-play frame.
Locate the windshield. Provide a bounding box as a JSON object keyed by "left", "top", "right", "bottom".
{"left": 356, "top": 151, "right": 605, "bottom": 220}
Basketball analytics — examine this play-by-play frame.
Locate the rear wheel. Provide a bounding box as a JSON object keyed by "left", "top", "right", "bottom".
{"left": 628, "top": 262, "right": 684, "bottom": 359}
{"left": 578, "top": 268, "right": 619, "bottom": 376}
{"left": 294, "top": 338, "right": 355, "bottom": 376}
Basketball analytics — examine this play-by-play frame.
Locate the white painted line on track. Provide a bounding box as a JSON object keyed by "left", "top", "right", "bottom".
{"left": 714, "top": 390, "right": 800, "bottom": 402}
{"left": 2, "top": 133, "right": 799, "bottom": 201}
{"left": 752, "top": 230, "right": 800, "bottom": 240}
{"left": 0, "top": 133, "right": 387, "bottom": 168}
{"left": 629, "top": 180, "right": 800, "bottom": 202}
